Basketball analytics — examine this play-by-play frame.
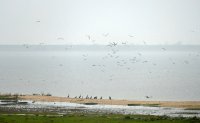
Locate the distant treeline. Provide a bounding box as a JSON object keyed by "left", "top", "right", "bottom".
{"left": 32, "top": 93, "right": 52, "bottom": 96}
{"left": 0, "top": 92, "right": 52, "bottom": 98}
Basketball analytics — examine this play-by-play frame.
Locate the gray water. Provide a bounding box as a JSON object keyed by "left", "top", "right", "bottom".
{"left": 0, "top": 45, "right": 200, "bottom": 101}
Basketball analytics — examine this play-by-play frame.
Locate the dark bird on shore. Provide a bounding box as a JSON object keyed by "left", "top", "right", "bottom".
{"left": 109, "top": 96, "right": 112, "bottom": 100}
{"left": 100, "top": 96, "right": 102, "bottom": 99}
{"left": 67, "top": 94, "right": 69, "bottom": 98}
{"left": 79, "top": 95, "right": 81, "bottom": 98}
{"left": 145, "top": 96, "right": 152, "bottom": 99}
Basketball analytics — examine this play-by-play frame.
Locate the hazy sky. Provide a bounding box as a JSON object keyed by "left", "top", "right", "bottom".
{"left": 0, "top": 0, "right": 200, "bottom": 45}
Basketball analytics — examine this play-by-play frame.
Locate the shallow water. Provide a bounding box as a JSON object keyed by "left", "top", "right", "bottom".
{"left": 0, "top": 45, "right": 200, "bottom": 101}
{"left": 1, "top": 100, "right": 200, "bottom": 117}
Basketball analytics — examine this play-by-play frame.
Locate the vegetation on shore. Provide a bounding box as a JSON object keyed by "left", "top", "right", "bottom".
{"left": 184, "top": 108, "right": 200, "bottom": 110}
{"left": 0, "top": 94, "right": 18, "bottom": 100}
{"left": 127, "top": 104, "right": 160, "bottom": 107}
{"left": 0, "top": 93, "right": 52, "bottom": 100}
{"left": 1, "top": 93, "right": 200, "bottom": 123}
{"left": 0, "top": 113, "right": 199, "bottom": 123}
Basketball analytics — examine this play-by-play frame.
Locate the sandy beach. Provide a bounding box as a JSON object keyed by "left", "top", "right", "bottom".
{"left": 19, "top": 95, "right": 200, "bottom": 109}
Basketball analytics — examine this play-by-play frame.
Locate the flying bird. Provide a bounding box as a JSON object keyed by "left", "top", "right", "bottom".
{"left": 107, "top": 42, "right": 117, "bottom": 47}
{"left": 122, "top": 41, "right": 128, "bottom": 45}
{"left": 86, "top": 35, "right": 91, "bottom": 40}
{"left": 102, "top": 33, "right": 109, "bottom": 37}
{"left": 111, "top": 42, "right": 117, "bottom": 46}
{"left": 57, "top": 37, "right": 64, "bottom": 40}
{"left": 128, "top": 35, "right": 134, "bottom": 37}
{"left": 162, "top": 48, "right": 166, "bottom": 51}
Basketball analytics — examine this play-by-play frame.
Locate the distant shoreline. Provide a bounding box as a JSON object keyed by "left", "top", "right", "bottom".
{"left": 19, "top": 95, "right": 200, "bottom": 109}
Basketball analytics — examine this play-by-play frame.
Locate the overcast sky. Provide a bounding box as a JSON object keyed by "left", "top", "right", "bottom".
{"left": 0, "top": 0, "right": 200, "bottom": 45}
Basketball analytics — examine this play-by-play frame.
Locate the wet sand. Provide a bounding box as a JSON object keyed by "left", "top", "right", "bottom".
{"left": 19, "top": 95, "right": 200, "bottom": 109}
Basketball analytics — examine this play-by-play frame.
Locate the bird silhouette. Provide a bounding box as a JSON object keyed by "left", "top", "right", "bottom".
{"left": 86, "top": 35, "right": 91, "bottom": 40}
{"left": 102, "top": 33, "right": 109, "bottom": 37}
{"left": 128, "top": 35, "right": 134, "bottom": 37}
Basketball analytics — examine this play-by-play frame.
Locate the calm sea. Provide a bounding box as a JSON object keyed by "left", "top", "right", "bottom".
{"left": 0, "top": 45, "right": 200, "bottom": 101}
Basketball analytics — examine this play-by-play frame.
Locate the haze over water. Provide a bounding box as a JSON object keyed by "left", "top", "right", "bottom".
{"left": 0, "top": 45, "right": 200, "bottom": 101}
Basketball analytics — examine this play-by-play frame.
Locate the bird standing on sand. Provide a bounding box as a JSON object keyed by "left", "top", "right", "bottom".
{"left": 145, "top": 96, "right": 152, "bottom": 99}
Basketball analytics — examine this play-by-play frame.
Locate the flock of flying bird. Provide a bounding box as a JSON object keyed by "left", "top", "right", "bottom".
{"left": 13, "top": 20, "right": 199, "bottom": 100}
{"left": 20, "top": 30, "right": 200, "bottom": 99}
{"left": 20, "top": 32, "right": 159, "bottom": 99}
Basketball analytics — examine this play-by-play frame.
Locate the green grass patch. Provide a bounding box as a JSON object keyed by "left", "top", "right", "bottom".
{"left": 127, "top": 104, "right": 141, "bottom": 106}
{"left": 128, "top": 104, "right": 160, "bottom": 107}
{"left": 185, "top": 108, "right": 200, "bottom": 110}
{"left": 0, "top": 113, "right": 199, "bottom": 123}
{"left": 0, "top": 95, "right": 16, "bottom": 100}
{"left": 84, "top": 103, "right": 98, "bottom": 105}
